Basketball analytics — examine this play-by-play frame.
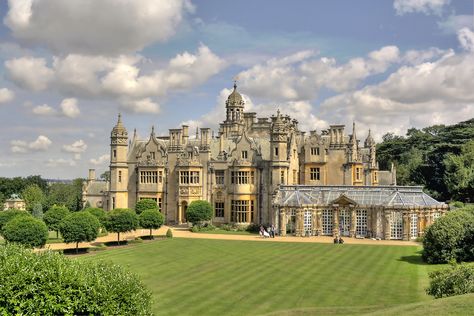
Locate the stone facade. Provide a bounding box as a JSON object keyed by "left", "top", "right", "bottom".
{"left": 84, "top": 84, "right": 400, "bottom": 229}
{"left": 3, "top": 194, "right": 26, "bottom": 211}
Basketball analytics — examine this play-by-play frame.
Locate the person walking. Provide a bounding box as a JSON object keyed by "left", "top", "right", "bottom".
{"left": 270, "top": 225, "right": 275, "bottom": 238}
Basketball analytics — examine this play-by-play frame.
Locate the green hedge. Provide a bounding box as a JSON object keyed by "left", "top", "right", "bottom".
{"left": 427, "top": 263, "right": 474, "bottom": 298}
{"left": 0, "top": 243, "right": 152, "bottom": 315}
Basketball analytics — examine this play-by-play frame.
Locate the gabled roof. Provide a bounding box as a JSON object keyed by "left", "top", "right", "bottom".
{"left": 274, "top": 185, "right": 446, "bottom": 208}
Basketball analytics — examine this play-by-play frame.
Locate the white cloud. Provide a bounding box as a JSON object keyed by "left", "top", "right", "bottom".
{"left": 237, "top": 46, "right": 400, "bottom": 102}
{"left": 60, "top": 98, "right": 80, "bottom": 118}
{"left": 5, "top": 57, "right": 54, "bottom": 91}
{"left": 4, "top": 0, "right": 194, "bottom": 55}
{"left": 402, "top": 47, "right": 448, "bottom": 65}
{"left": 438, "top": 15, "right": 474, "bottom": 34}
{"left": 11, "top": 135, "right": 52, "bottom": 153}
{"left": 90, "top": 154, "right": 109, "bottom": 166}
{"left": 0, "top": 88, "right": 14, "bottom": 103}
{"left": 62, "top": 139, "right": 87, "bottom": 153}
{"left": 457, "top": 27, "right": 474, "bottom": 53}
{"left": 120, "top": 98, "right": 160, "bottom": 114}
{"left": 32, "top": 104, "right": 56, "bottom": 115}
{"left": 393, "top": 0, "right": 450, "bottom": 16}
{"left": 46, "top": 158, "right": 76, "bottom": 167}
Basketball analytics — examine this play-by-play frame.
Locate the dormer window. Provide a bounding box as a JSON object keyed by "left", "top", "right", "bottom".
{"left": 241, "top": 151, "right": 248, "bottom": 159}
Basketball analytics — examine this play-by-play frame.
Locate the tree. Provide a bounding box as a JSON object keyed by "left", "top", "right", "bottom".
{"left": 186, "top": 200, "right": 213, "bottom": 226}
{"left": 444, "top": 140, "right": 474, "bottom": 202}
{"left": 139, "top": 210, "right": 164, "bottom": 239}
{"left": 422, "top": 209, "right": 474, "bottom": 263}
{"left": 2, "top": 216, "right": 48, "bottom": 248}
{"left": 0, "top": 209, "right": 32, "bottom": 234}
{"left": 21, "top": 184, "right": 46, "bottom": 212}
{"left": 59, "top": 212, "right": 100, "bottom": 253}
{"left": 100, "top": 171, "right": 110, "bottom": 182}
{"left": 135, "top": 199, "right": 158, "bottom": 214}
{"left": 105, "top": 208, "right": 138, "bottom": 244}
{"left": 43, "top": 205, "right": 70, "bottom": 238}
{"left": 0, "top": 243, "right": 152, "bottom": 315}
{"left": 426, "top": 263, "right": 474, "bottom": 299}
{"left": 84, "top": 207, "right": 107, "bottom": 227}
{"left": 46, "top": 179, "right": 84, "bottom": 212}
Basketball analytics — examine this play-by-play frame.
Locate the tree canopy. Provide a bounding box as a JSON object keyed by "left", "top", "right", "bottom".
{"left": 0, "top": 209, "right": 32, "bottom": 234}
{"left": 105, "top": 208, "right": 138, "bottom": 244}
{"left": 60, "top": 212, "right": 101, "bottom": 253}
{"left": 2, "top": 216, "right": 48, "bottom": 248}
{"left": 135, "top": 199, "right": 158, "bottom": 214}
{"left": 186, "top": 200, "right": 213, "bottom": 226}
{"left": 43, "top": 205, "right": 70, "bottom": 238}
{"left": 139, "top": 210, "right": 164, "bottom": 239}
{"left": 21, "top": 184, "right": 46, "bottom": 213}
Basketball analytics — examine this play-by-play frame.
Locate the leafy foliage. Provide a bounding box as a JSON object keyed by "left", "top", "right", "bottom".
{"left": 135, "top": 199, "right": 158, "bottom": 214}
{"left": 426, "top": 263, "right": 474, "bottom": 299}
{"left": 186, "top": 200, "right": 213, "bottom": 225}
{"left": 46, "top": 179, "right": 84, "bottom": 211}
{"left": 2, "top": 216, "right": 48, "bottom": 248}
{"left": 166, "top": 228, "right": 173, "bottom": 238}
{"left": 0, "top": 243, "right": 152, "bottom": 315}
{"left": 0, "top": 176, "right": 47, "bottom": 206}
{"left": 0, "top": 209, "right": 32, "bottom": 234}
{"left": 139, "top": 210, "right": 164, "bottom": 238}
{"left": 377, "top": 119, "right": 474, "bottom": 201}
{"left": 59, "top": 212, "right": 100, "bottom": 251}
{"left": 422, "top": 209, "right": 474, "bottom": 263}
{"left": 84, "top": 207, "right": 107, "bottom": 226}
{"left": 105, "top": 208, "right": 138, "bottom": 243}
{"left": 21, "top": 184, "right": 46, "bottom": 212}
{"left": 43, "top": 205, "right": 70, "bottom": 238}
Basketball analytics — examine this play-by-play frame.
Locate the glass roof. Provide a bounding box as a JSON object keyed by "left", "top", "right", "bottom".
{"left": 274, "top": 185, "right": 445, "bottom": 208}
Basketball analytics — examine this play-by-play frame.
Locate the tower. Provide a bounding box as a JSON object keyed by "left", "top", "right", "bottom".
{"left": 365, "top": 129, "right": 378, "bottom": 185}
{"left": 271, "top": 110, "right": 289, "bottom": 187}
{"left": 109, "top": 113, "right": 129, "bottom": 210}
{"left": 220, "top": 82, "right": 245, "bottom": 137}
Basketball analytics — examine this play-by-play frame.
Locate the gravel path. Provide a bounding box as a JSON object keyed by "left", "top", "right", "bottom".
{"left": 44, "top": 226, "right": 420, "bottom": 251}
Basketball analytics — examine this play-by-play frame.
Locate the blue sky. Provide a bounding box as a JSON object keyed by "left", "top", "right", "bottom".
{"left": 0, "top": 0, "right": 473, "bottom": 179}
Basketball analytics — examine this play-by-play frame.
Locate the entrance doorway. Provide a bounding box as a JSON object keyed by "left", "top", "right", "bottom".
{"left": 286, "top": 209, "right": 296, "bottom": 235}
{"left": 181, "top": 201, "right": 188, "bottom": 223}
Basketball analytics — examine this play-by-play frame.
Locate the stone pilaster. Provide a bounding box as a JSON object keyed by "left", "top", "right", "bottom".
{"left": 350, "top": 208, "right": 356, "bottom": 237}
{"left": 333, "top": 207, "right": 340, "bottom": 237}
{"left": 384, "top": 209, "right": 391, "bottom": 240}
{"left": 311, "top": 209, "right": 318, "bottom": 236}
{"left": 316, "top": 209, "right": 323, "bottom": 236}
{"left": 296, "top": 209, "right": 304, "bottom": 237}
{"left": 279, "top": 209, "right": 286, "bottom": 236}
{"left": 402, "top": 212, "right": 410, "bottom": 241}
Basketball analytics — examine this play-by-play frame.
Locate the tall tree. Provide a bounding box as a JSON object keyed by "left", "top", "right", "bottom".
{"left": 21, "top": 184, "right": 46, "bottom": 212}
{"left": 43, "top": 205, "right": 70, "bottom": 238}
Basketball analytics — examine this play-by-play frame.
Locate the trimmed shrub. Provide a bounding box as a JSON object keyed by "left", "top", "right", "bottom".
{"left": 135, "top": 199, "right": 158, "bottom": 214}
{"left": 43, "top": 205, "right": 70, "bottom": 238}
{"left": 0, "top": 209, "right": 32, "bottom": 234}
{"left": 84, "top": 207, "right": 107, "bottom": 226}
{"left": 426, "top": 263, "right": 474, "bottom": 298}
{"left": 0, "top": 243, "right": 152, "bottom": 315}
{"left": 166, "top": 228, "right": 173, "bottom": 238}
{"left": 139, "top": 210, "right": 164, "bottom": 239}
{"left": 186, "top": 200, "right": 213, "bottom": 226}
{"left": 105, "top": 208, "right": 138, "bottom": 244}
{"left": 422, "top": 210, "right": 474, "bottom": 263}
{"left": 2, "top": 216, "right": 48, "bottom": 248}
{"left": 59, "top": 212, "right": 101, "bottom": 253}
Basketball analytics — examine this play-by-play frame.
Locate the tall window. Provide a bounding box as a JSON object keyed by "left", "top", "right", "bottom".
{"left": 112, "top": 197, "right": 115, "bottom": 210}
{"left": 140, "top": 171, "right": 159, "bottom": 184}
{"left": 113, "top": 150, "right": 117, "bottom": 158}
{"left": 280, "top": 170, "right": 285, "bottom": 183}
{"left": 241, "top": 151, "right": 248, "bottom": 159}
{"left": 231, "top": 171, "right": 254, "bottom": 184}
{"left": 356, "top": 167, "right": 362, "bottom": 181}
{"left": 274, "top": 147, "right": 279, "bottom": 157}
{"left": 293, "top": 170, "right": 297, "bottom": 184}
{"left": 310, "top": 167, "right": 320, "bottom": 181}
{"left": 390, "top": 211, "right": 403, "bottom": 240}
{"left": 158, "top": 198, "right": 162, "bottom": 211}
{"left": 118, "top": 170, "right": 122, "bottom": 183}
{"left": 356, "top": 210, "right": 367, "bottom": 237}
{"left": 180, "top": 171, "right": 200, "bottom": 184}
{"left": 374, "top": 171, "right": 378, "bottom": 182}
{"left": 215, "top": 170, "right": 225, "bottom": 185}
{"left": 410, "top": 213, "right": 418, "bottom": 238}
{"left": 322, "top": 210, "right": 333, "bottom": 235}
{"left": 310, "top": 147, "right": 320, "bottom": 155}
{"left": 231, "top": 200, "right": 253, "bottom": 223}
{"left": 215, "top": 202, "right": 224, "bottom": 217}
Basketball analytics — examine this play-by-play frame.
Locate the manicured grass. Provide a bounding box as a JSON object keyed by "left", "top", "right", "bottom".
{"left": 78, "top": 238, "right": 443, "bottom": 316}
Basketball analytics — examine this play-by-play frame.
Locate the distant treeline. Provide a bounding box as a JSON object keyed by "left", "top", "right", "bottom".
{"left": 0, "top": 176, "right": 84, "bottom": 212}
{"left": 377, "top": 118, "right": 474, "bottom": 202}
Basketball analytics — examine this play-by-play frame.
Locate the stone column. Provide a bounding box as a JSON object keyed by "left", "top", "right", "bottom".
{"left": 426, "top": 210, "right": 432, "bottom": 227}
{"left": 296, "top": 210, "right": 304, "bottom": 237}
{"left": 350, "top": 208, "right": 357, "bottom": 237}
{"left": 418, "top": 212, "right": 425, "bottom": 237}
{"left": 317, "top": 209, "right": 323, "bottom": 236}
{"left": 332, "top": 207, "right": 340, "bottom": 237}
{"left": 367, "top": 208, "right": 373, "bottom": 238}
{"left": 279, "top": 209, "right": 286, "bottom": 236}
{"left": 311, "top": 209, "right": 318, "bottom": 236}
{"left": 402, "top": 212, "right": 410, "bottom": 241}
{"left": 383, "top": 210, "right": 391, "bottom": 240}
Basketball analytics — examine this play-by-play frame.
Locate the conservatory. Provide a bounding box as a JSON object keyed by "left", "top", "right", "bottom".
{"left": 272, "top": 185, "right": 448, "bottom": 240}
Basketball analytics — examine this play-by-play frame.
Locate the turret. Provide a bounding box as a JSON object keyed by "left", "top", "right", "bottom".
{"left": 271, "top": 110, "right": 289, "bottom": 186}
{"left": 348, "top": 122, "right": 359, "bottom": 162}
{"left": 109, "top": 113, "right": 129, "bottom": 210}
{"left": 225, "top": 82, "right": 245, "bottom": 123}
{"left": 365, "top": 129, "right": 377, "bottom": 168}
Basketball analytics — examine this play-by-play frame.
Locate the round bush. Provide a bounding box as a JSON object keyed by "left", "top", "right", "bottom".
{"left": 105, "top": 208, "right": 139, "bottom": 243}
{"left": 3, "top": 216, "right": 48, "bottom": 248}
{"left": 0, "top": 209, "right": 32, "bottom": 234}
{"left": 186, "top": 200, "right": 213, "bottom": 226}
{"left": 84, "top": 207, "right": 107, "bottom": 226}
{"left": 426, "top": 263, "right": 474, "bottom": 298}
{"left": 60, "top": 212, "right": 100, "bottom": 251}
{"left": 166, "top": 228, "right": 173, "bottom": 238}
{"left": 422, "top": 210, "right": 474, "bottom": 263}
{"left": 139, "top": 210, "right": 164, "bottom": 239}
{"left": 135, "top": 199, "right": 158, "bottom": 214}
{"left": 44, "top": 205, "right": 70, "bottom": 237}
{"left": 0, "top": 243, "right": 152, "bottom": 315}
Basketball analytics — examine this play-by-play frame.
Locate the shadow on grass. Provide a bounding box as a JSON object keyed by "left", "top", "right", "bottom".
{"left": 63, "top": 248, "right": 90, "bottom": 255}
{"left": 104, "top": 240, "right": 129, "bottom": 247}
{"left": 398, "top": 250, "right": 428, "bottom": 265}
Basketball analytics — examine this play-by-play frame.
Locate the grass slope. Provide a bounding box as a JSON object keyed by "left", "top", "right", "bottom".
{"left": 79, "top": 238, "right": 441, "bottom": 316}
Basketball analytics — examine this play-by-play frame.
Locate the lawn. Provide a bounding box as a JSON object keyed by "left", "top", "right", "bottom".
{"left": 78, "top": 238, "right": 444, "bottom": 316}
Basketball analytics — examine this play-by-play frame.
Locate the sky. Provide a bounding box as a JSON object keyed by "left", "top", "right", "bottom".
{"left": 0, "top": 0, "right": 473, "bottom": 179}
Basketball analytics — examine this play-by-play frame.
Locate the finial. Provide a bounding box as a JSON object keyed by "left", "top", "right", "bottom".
{"left": 133, "top": 128, "right": 137, "bottom": 137}
{"left": 118, "top": 113, "right": 122, "bottom": 122}
{"left": 233, "top": 75, "right": 239, "bottom": 90}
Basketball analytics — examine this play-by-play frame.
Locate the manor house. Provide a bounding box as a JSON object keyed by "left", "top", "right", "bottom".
{"left": 83, "top": 84, "right": 446, "bottom": 240}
